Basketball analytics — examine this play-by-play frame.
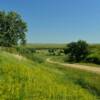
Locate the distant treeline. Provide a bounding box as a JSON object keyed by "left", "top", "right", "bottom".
{"left": 25, "top": 44, "right": 66, "bottom": 49}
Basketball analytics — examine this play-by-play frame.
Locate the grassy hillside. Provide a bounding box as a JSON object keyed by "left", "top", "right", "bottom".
{"left": 0, "top": 51, "right": 100, "bottom": 99}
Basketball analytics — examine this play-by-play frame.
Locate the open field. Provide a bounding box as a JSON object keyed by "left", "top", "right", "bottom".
{"left": 25, "top": 43, "right": 66, "bottom": 49}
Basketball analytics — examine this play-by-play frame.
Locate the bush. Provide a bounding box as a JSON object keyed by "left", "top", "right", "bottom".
{"left": 1, "top": 46, "right": 44, "bottom": 63}
{"left": 48, "top": 49, "right": 55, "bottom": 55}
{"left": 16, "top": 47, "right": 44, "bottom": 63}
{"left": 22, "top": 52, "right": 44, "bottom": 63}
{"left": 1, "top": 47, "right": 17, "bottom": 53}
{"left": 86, "top": 54, "right": 100, "bottom": 64}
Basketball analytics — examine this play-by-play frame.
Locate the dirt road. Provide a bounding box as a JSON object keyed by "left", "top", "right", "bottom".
{"left": 46, "top": 58, "right": 100, "bottom": 75}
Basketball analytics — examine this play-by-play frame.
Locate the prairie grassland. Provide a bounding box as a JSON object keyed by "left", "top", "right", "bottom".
{"left": 25, "top": 43, "right": 66, "bottom": 49}
{"left": 0, "top": 51, "right": 99, "bottom": 100}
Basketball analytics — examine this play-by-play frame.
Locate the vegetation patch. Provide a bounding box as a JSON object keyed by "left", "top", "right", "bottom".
{"left": 0, "top": 51, "right": 99, "bottom": 99}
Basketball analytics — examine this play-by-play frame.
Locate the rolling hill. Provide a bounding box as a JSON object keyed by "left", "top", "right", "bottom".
{"left": 0, "top": 51, "right": 99, "bottom": 100}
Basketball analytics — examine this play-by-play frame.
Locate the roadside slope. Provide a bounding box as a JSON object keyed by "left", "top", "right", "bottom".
{"left": 0, "top": 52, "right": 98, "bottom": 99}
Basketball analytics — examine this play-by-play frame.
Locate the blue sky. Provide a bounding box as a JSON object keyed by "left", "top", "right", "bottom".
{"left": 0, "top": 0, "right": 100, "bottom": 43}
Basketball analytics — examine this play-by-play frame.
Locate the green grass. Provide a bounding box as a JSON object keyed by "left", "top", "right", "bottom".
{"left": 46, "top": 63, "right": 100, "bottom": 97}
{"left": 51, "top": 56, "right": 66, "bottom": 63}
{"left": 0, "top": 51, "right": 100, "bottom": 99}
{"left": 52, "top": 56, "right": 100, "bottom": 67}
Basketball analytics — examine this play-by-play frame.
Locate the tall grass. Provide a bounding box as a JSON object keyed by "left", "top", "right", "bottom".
{"left": 0, "top": 46, "right": 44, "bottom": 63}
{"left": 0, "top": 51, "right": 99, "bottom": 99}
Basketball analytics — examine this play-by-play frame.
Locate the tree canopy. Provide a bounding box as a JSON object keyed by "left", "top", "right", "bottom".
{"left": 0, "top": 11, "right": 27, "bottom": 47}
{"left": 64, "top": 40, "right": 90, "bottom": 62}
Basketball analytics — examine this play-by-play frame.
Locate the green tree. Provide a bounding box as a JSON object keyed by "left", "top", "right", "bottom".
{"left": 0, "top": 11, "right": 27, "bottom": 47}
{"left": 64, "top": 40, "right": 89, "bottom": 62}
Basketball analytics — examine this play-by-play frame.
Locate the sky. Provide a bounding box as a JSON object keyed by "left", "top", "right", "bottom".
{"left": 0, "top": 0, "right": 100, "bottom": 43}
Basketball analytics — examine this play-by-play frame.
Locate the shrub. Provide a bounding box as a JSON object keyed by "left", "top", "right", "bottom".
{"left": 1, "top": 46, "right": 44, "bottom": 63}
{"left": 22, "top": 52, "right": 44, "bottom": 63}
{"left": 48, "top": 49, "right": 55, "bottom": 55}
{"left": 1, "top": 47, "right": 17, "bottom": 53}
{"left": 86, "top": 54, "right": 100, "bottom": 64}
{"left": 16, "top": 47, "right": 44, "bottom": 63}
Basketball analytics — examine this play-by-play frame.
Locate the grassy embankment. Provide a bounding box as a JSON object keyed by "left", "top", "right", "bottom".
{"left": 0, "top": 50, "right": 100, "bottom": 99}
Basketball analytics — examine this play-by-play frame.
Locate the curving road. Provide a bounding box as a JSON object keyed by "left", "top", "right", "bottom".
{"left": 46, "top": 58, "right": 100, "bottom": 75}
